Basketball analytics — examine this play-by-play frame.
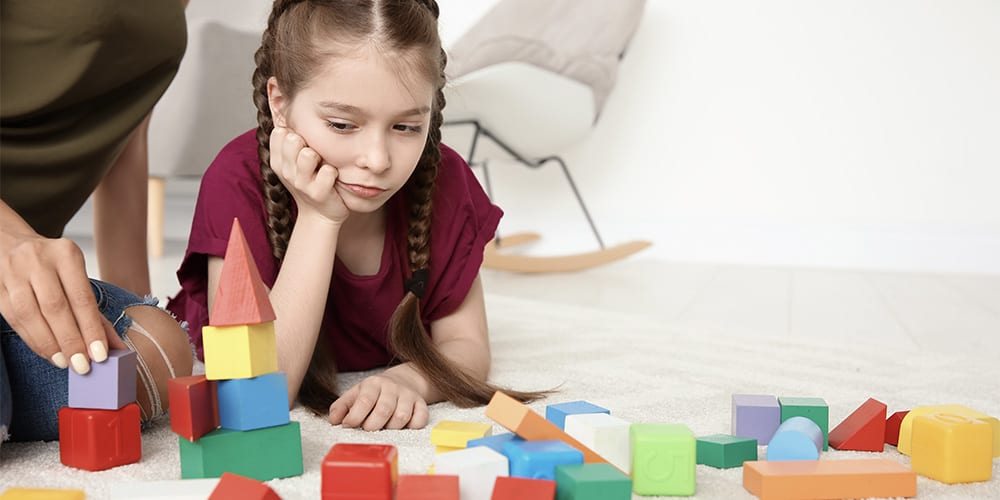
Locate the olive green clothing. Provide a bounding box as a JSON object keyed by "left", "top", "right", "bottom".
{"left": 1, "top": 0, "right": 187, "bottom": 238}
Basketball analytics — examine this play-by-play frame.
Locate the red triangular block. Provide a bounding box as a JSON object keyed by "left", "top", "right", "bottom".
{"left": 829, "top": 397, "right": 887, "bottom": 451}
{"left": 885, "top": 410, "right": 910, "bottom": 446}
{"left": 210, "top": 218, "right": 276, "bottom": 326}
{"left": 209, "top": 472, "right": 282, "bottom": 500}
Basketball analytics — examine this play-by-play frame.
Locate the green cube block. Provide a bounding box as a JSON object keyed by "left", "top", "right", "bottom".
{"left": 696, "top": 434, "right": 757, "bottom": 469}
{"left": 778, "top": 397, "right": 829, "bottom": 450}
{"left": 630, "top": 423, "right": 696, "bottom": 496}
{"left": 179, "top": 421, "right": 303, "bottom": 481}
{"left": 555, "top": 463, "right": 631, "bottom": 500}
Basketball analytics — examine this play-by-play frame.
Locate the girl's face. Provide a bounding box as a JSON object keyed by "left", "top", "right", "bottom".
{"left": 270, "top": 46, "right": 435, "bottom": 215}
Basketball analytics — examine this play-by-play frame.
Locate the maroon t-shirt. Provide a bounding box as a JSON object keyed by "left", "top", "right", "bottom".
{"left": 166, "top": 129, "right": 501, "bottom": 371}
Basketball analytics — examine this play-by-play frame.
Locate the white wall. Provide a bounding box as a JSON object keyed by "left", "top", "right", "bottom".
{"left": 439, "top": 0, "right": 1000, "bottom": 274}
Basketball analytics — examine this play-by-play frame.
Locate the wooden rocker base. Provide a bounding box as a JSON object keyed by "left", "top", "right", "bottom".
{"left": 483, "top": 232, "right": 652, "bottom": 273}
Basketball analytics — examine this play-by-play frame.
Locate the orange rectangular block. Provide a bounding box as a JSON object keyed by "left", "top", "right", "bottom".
{"left": 743, "top": 459, "right": 916, "bottom": 500}
{"left": 485, "top": 391, "right": 606, "bottom": 464}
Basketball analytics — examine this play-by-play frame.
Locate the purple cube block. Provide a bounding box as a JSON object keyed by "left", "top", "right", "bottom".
{"left": 732, "top": 394, "right": 780, "bottom": 445}
{"left": 68, "top": 349, "right": 137, "bottom": 410}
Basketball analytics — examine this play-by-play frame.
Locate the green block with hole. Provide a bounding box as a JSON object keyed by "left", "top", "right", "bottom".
{"left": 779, "top": 397, "right": 829, "bottom": 450}
{"left": 630, "top": 423, "right": 696, "bottom": 496}
{"left": 555, "top": 463, "right": 631, "bottom": 500}
{"left": 696, "top": 434, "right": 757, "bottom": 469}
{"left": 179, "top": 422, "right": 302, "bottom": 481}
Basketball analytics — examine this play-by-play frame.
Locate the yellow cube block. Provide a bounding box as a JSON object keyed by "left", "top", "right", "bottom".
{"left": 0, "top": 488, "right": 85, "bottom": 500}
{"left": 435, "top": 445, "right": 461, "bottom": 454}
{"left": 897, "top": 404, "right": 998, "bottom": 457}
{"left": 430, "top": 421, "right": 493, "bottom": 448}
{"left": 202, "top": 322, "right": 278, "bottom": 380}
{"left": 911, "top": 413, "right": 993, "bottom": 484}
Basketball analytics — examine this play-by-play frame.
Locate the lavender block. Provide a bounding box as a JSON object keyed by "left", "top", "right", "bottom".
{"left": 68, "top": 349, "right": 137, "bottom": 410}
{"left": 731, "top": 394, "right": 780, "bottom": 445}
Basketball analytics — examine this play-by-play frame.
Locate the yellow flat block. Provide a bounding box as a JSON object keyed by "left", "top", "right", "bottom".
{"left": 897, "top": 404, "right": 997, "bottom": 457}
{"left": 435, "top": 445, "right": 461, "bottom": 454}
{"left": 0, "top": 488, "right": 86, "bottom": 500}
{"left": 911, "top": 413, "right": 993, "bottom": 484}
{"left": 743, "top": 459, "right": 916, "bottom": 500}
{"left": 202, "top": 322, "right": 278, "bottom": 380}
{"left": 430, "top": 421, "right": 493, "bottom": 448}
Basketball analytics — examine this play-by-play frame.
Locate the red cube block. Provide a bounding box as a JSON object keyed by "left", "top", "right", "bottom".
{"left": 209, "top": 472, "right": 281, "bottom": 500}
{"left": 397, "top": 474, "right": 459, "bottom": 500}
{"left": 322, "top": 443, "right": 397, "bottom": 500}
{"left": 492, "top": 476, "right": 557, "bottom": 499}
{"left": 168, "top": 375, "right": 220, "bottom": 441}
{"left": 59, "top": 403, "right": 141, "bottom": 471}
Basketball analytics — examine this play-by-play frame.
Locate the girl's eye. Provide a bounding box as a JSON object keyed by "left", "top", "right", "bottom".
{"left": 326, "top": 121, "right": 355, "bottom": 131}
{"left": 393, "top": 124, "right": 422, "bottom": 134}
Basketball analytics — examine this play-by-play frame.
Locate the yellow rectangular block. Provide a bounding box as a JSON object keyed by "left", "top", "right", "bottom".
{"left": 202, "top": 322, "right": 278, "bottom": 380}
{"left": 430, "top": 421, "right": 493, "bottom": 448}
{"left": 743, "top": 459, "right": 916, "bottom": 500}
{"left": 0, "top": 488, "right": 86, "bottom": 500}
{"left": 911, "top": 413, "right": 993, "bottom": 484}
{"left": 435, "top": 445, "right": 461, "bottom": 454}
{"left": 897, "top": 404, "right": 998, "bottom": 457}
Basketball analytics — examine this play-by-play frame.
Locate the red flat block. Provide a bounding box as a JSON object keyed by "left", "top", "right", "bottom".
{"left": 210, "top": 218, "right": 276, "bottom": 326}
{"left": 397, "top": 474, "right": 459, "bottom": 500}
{"left": 209, "top": 472, "right": 282, "bottom": 500}
{"left": 743, "top": 459, "right": 916, "bottom": 500}
{"left": 829, "top": 398, "right": 886, "bottom": 451}
{"left": 322, "top": 443, "right": 397, "bottom": 500}
{"left": 885, "top": 410, "right": 910, "bottom": 446}
{"left": 492, "top": 476, "right": 557, "bottom": 499}
{"left": 58, "top": 403, "right": 141, "bottom": 471}
{"left": 168, "top": 375, "right": 219, "bottom": 441}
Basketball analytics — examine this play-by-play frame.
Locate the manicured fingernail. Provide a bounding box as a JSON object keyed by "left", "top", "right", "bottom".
{"left": 89, "top": 340, "right": 108, "bottom": 363}
{"left": 51, "top": 352, "right": 68, "bottom": 369}
{"left": 70, "top": 353, "right": 91, "bottom": 375}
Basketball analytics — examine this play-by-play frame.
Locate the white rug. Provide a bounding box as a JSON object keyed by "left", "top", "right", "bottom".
{"left": 2, "top": 293, "right": 998, "bottom": 499}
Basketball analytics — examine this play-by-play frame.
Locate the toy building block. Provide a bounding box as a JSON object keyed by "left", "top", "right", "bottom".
{"left": 0, "top": 489, "right": 85, "bottom": 500}
{"left": 210, "top": 218, "right": 276, "bottom": 327}
{"left": 731, "top": 394, "right": 780, "bottom": 445}
{"left": 829, "top": 397, "right": 886, "bottom": 451}
{"left": 564, "top": 413, "right": 631, "bottom": 473}
{"left": 742, "top": 459, "right": 917, "bottom": 500}
{"left": 321, "top": 443, "right": 397, "bottom": 500}
{"left": 209, "top": 472, "right": 281, "bottom": 500}
{"left": 765, "top": 417, "right": 823, "bottom": 461}
{"left": 397, "top": 474, "right": 460, "bottom": 500}
{"left": 217, "top": 372, "right": 289, "bottom": 431}
{"left": 910, "top": 413, "right": 993, "bottom": 484}
{"left": 778, "top": 397, "right": 829, "bottom": 450}
{"left": 695, "top": 434, "right": 757, "bottom": 469}
{"left": 109, "top": 479, "right": 221, "bottom": 499}
{"left": 179, "top": 422, "right": 303, "bottom": 481}
{"left": 485, "top": 391, "right": 607, "bottom": 465}
{"left": 202, "top": 322, "right": 278, "bottom": 380}
{"left": 554, "top": 463, "right": 630, "bottom": 500}
{"left": 503, "top": 439, "right": 583, "bottom": 481}
{"left": 431, "top": 421, "right": 493, "bottom": 449}
{"left": 58, "top": 403, "right": 141, "bottom": 471}
{"left": 433, "top": 446, "right": 509, "bottom": 500}
{"left": 630, "top": 423, "right": 695, "bottom": 496}
{"left": 436, "top": 445, "right": 461, "bottom": 454}
{"left": 897, "top": 404, "right": 998, "bottom": 457}
{"left": 491, "top": 476, "right": 557, "bottom": 499}
{"left": 468, "top": 432, "right": 523, "bottom": 454}
{"left": 885, "top": 410, "right": 909, "bottom": 446}
{"left": 545, "top": 401, "right": 610, "bottom": 430}
{"left": 168, "top": 375, "right": 219, "bottom": 441}
{"left": 67, "top": 349, "right": 137, "bottom": 410}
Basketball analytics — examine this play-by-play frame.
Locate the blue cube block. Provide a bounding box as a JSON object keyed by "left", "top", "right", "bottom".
{"left": 468, "top": 432, "right": 522, "bottom": 454}
{"left": 217, "top": 372, "right": 289, "bottom": 431}
{"left": 503, "top": 439, "right": 583, "bottom": 480}
{"left": 545, "top": 401, "right": 610, "bottom": 429}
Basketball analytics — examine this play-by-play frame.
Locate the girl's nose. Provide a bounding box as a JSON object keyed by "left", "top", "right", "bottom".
{"left": 358, "top": 133, "right": 390, "bottom": 173}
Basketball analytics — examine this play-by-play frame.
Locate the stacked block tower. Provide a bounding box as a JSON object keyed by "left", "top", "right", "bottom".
{"left": 59, "top": 349, "right": 141, "bottom": 470}
{"left": 171, "top": 218, "right": 303, "bottom": 481}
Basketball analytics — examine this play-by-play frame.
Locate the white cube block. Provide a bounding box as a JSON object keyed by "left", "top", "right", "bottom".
{"left": 564, "top": 412, "right": 632, "bottom": 473}
{"left": 110, "top": 478, "right": 220, "bottom": 499}
{"left": 433, "top": 446, "right": 509, "bottom": 500}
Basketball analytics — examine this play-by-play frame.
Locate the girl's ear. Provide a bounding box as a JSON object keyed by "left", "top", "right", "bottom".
{"left": 267, "top": 77, "right": 289, "bottom": 127}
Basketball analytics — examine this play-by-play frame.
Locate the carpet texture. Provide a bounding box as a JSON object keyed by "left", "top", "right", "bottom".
{"left": 1, "top": 294, "right": 998, "bottom": 499}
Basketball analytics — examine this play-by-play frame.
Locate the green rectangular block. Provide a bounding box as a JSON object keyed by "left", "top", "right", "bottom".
{"left": 179, "top": 421, "right": 303, "bottom": 481}
{"left": 630, "top": 423, "right": 696, "bottom": 496}
{"left": 555, "top": 463, "right": 631, "bottom": 500}
{"left": 778, "top": 397, "right": 829, "bottom": 450}
{"left": 696, "top": 434, "right": 757, "bottom": 469}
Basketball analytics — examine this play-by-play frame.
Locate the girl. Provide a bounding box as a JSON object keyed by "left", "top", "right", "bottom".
{"left": 168, "top": 0, "right": 543, "bottom": 431}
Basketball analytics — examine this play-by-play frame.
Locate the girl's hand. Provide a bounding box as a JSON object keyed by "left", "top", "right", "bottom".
{"left": 328, "top": 373, "right": 430, "bottom": 431}
{"left": 269, "top": 127, "right": 349, "bottom": 225}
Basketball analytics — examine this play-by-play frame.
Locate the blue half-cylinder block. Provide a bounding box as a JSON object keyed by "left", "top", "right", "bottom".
{"left": 766, "top": 416, "right": 823, "bottom": 461}
{"left": 545, "top": 400, "right": 610, "bottom": 429}
{"left": 503, "top": 439, "right": 583, "bottom": 480}
{"left": 217, "top": 372, "right": 290, "bottom": 431}
{"left": 468, "top": 432, "right": 522, "bottom": 454}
